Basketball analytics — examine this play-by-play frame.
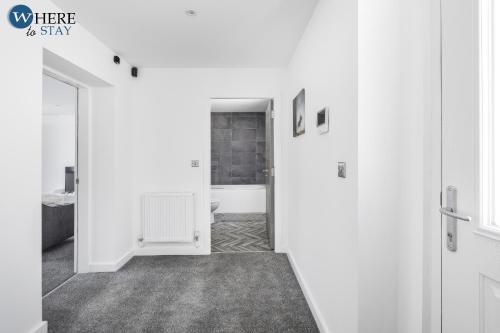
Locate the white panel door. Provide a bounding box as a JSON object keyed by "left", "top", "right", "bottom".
{"left": 442, "top": 0, "right": 500, "bottom": 332}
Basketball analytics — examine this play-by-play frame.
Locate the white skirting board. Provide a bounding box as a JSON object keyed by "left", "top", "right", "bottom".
{"left": 88, "top": 249, "right": 134, "bottom": 272}
{"left": 287, "top": 251, "right": 329, "bottom": 333}
{"left": 29, "top": 321, "right": 47, "bottom": 333}
{"left": 135, "top": 245, "right": 210, "bottom": 256}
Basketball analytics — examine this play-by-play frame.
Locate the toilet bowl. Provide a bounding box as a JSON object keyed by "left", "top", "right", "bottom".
{"left": 210, "top": 200, "right": 220, "bottom": 223}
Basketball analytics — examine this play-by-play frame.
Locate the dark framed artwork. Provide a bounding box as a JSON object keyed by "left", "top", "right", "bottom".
{"left": 293, "top": 89, "right": 305, "bottom": 137}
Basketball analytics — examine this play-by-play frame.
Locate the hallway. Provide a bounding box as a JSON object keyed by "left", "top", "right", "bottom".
{"left": 43, "top": 254, "right": 318, "bottom": 333}
{"left": 3, "top": 0, "right": 490, "bottom": 332}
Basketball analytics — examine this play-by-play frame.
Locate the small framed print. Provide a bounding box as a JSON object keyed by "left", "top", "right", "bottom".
{"left": 316, "top": 107, "right": 329, "bottom": 134}
{"left": 293, "top": 89, "right": 305, "bottom": 137}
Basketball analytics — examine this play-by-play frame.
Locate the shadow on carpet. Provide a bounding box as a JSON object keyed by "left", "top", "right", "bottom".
{"left": 43, "top": 253, "right": 319, "bottom": 333}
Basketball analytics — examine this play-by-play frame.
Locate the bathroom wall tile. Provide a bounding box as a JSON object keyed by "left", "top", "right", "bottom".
{"left": 212, "top": 129, "right": 232, "bottom": 142}
{"left": 211, "top": 141, "right": 231, "bottom": 154}
{"left": 256, "top": 127, "right": 265, "bottom": 142}
{"left": 232, "top": 129, "right": 256, "bottom": 141}
{"left": 232, "top": 152, "right": 256, "bottom": 165}
{"left": 211, "top": 113, "right": 231, "bottom": 129}
{"left": 232, "top": 116, "right": 257, "bottom": 129}
{"left": 220, "top": 155, "right": 232, "bottom": 173}
{"left": 232, "top": 141, "right": 256, "bottom": 153}
{"left": 256, "top": 113, "right": 265, "bottom": 128}
{"left": 257, "top": 142, "right": 266, "bottom": 154}
{"left": 231, "top": 176, "right": 256, "bottom": 185}
{"left": 232, "top": 165, "right": 255, "bottom": 177}
{"left": 211, "top": 111, "right": 266, "bottom": 185}
{"left": 256, "top": 173, "right": 266, "bottom": 184}
{"left": 230, "top": 177, "right": 243, "bottom": 185}
{"left": 256, "top": 153, "right": 266, "bottom": 170}
{"left": 234, "top": 112, "right": 257, "bottom": 119}
{"left": 211, "top": 172, "right": 220, "bottom": 185}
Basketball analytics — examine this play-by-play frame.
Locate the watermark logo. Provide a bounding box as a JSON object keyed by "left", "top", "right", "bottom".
{"left": 7, "top": 4, "right": 76, "bottom": 37}
{"left": 8, "top": 4, "right": 33, "bottom": 29}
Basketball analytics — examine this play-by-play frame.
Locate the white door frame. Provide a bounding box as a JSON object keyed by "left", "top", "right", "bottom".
{"left": 207, "top": 97, "right": 277, "bottom": 253}
{"left": 42, "top": 64, "right": 91, "bottom": 273}
{"left": 427, "top": 0, "right": 446, "bottom": 331}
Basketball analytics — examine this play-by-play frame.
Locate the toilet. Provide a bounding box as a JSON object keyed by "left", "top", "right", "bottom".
{"left": 210, "top": 200, "right": 220, "bottom": 224}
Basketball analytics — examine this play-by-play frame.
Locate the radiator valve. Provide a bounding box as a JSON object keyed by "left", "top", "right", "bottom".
{"left": 194, "top": 231, "right": 200, "bottom": 247}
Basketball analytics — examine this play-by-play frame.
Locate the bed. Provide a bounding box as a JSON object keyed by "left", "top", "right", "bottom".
{"left": 42, "top": 167, "right": 75, "bottom": 251}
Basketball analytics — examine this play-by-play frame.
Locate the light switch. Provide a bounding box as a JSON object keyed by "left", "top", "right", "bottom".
{"left": 191, "top": 160, "right": 200, "bottom": 168}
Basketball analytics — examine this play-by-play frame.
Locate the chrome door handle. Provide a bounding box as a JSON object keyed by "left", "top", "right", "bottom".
{"left": 442, "top": 186, "right": 470, "bottom": 252}
{"left": 262, "top": 169, "right": 269, "bottom": 174}
{"left": 439, "top": 207, "right": 471, "bottom": 222}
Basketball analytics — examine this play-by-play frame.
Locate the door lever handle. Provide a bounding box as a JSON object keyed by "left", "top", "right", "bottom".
{"left": 439, "top": 207, "right": 471, "bottom": 222}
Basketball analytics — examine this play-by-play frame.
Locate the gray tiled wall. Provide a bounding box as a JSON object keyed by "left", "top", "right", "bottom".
{"left": 211, "top": 112, "right": 266, "bottom": 185}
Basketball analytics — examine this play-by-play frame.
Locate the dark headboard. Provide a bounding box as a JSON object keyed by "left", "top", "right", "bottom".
{"left": 65, "top": 166, "right": 75, "bottom": 193}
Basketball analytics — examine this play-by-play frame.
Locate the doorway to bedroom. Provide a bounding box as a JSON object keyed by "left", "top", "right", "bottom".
{"left": 41, "top": 74, "right": 78, "bottom": 295}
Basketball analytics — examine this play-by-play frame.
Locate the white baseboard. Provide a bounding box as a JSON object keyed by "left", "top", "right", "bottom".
{"left": 88, "top": 249, "right": 134, "bottom": 272}
{"left": 29, "top": 321, "right": 47, "bottom": 333}
{"left": 134, "top": 243, "right": 210, "bottom": 256}
{"left": 274, "top": 245, "right": 287, "bottom": 254}
{"left": 287, "top": 251, "right": 329, "bottom": 333}
{"left": 134, "top": 247, "right": 210, "bottom": 256}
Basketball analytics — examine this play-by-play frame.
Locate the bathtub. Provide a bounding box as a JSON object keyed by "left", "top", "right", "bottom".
{"left": 211, "top": 184, "right": 266, "bottom": 213}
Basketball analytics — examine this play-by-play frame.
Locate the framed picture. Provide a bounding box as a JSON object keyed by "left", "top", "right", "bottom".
{"left": 316, "top": 107, "right": 329, "bottom": 134}
{"left": 293, "top": 89, "right": 305, "bottom": 137}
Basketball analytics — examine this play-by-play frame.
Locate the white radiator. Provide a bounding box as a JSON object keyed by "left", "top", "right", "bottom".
{"left": 141, "top": 192, "right": 195, "bottom": 243}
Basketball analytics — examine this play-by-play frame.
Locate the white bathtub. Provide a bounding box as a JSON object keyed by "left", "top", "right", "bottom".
{"left": 211, "top": 184, "right": 266, "bottom": 213}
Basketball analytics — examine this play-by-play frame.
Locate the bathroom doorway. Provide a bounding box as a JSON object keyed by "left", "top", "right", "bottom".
{"left": 41, "top": 74, "right": 78, "bottom": 295}
{"left": 209, "top": 98, "right": 275, "bottom": 252}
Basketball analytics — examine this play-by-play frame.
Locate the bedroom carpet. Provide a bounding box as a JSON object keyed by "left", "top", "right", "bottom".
{"left": 42, "top": 238, "right": 75, "bottom": 295}
{"left": 211, "top": 213, "right": 271, "bottom": 253}
{"left": 43, "top": 253, "right": 319, "bottom": 333}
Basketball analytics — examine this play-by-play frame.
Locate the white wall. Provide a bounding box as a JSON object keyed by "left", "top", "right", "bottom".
{"left": 357, "top": 0, "right": 400, "bottom": 331}
{"left": 42, "top": 5, "right": 135, "bottom": 269}
{"left": 42, "top": 114, "right": 75, "bottom": 193}
{"left": 282, "top": 0, "right": 358, "bottom": 331}
{"left": 0, "top": 25, "right": 45, "bottom": 333}
{"left": 131, "top": 68, "right": 282, "bottom": 255}
{"left": 0, "top": 1, "right": 134, "bottom": 332}
{"left": 284, "top": 0, "right": 435, "bottom": 332}
{"left": 358, "top": 0, "right": 432, "bottom": 332}
{"left": 396, "top": 1, "right": 429, "bottom": 332}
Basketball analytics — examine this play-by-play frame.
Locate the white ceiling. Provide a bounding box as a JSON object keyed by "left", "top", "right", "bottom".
{"left": 211, "top": 99, "right": 270, "bottom": 113}
{"left": 43, "top": 75, "right": 77, "bottom": 115}
{"left": 51, "top": 0, "right": 318, "bottom": 68}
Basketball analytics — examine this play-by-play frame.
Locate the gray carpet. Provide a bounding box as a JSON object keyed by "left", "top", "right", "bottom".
{"left": 43, "top": 253, "right": 319, "bottom": 333}
{"left": 212, "top": 213, "right": 271, "bottom": 253}
{"left": 42, "top": 238, "right": 75, "bottom": 295}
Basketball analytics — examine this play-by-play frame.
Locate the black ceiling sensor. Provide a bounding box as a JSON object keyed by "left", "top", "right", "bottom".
{"left": 131, "top": 67, "right": 138, "bottom": 78}
{"left": 113, "top": 55, "right": 120, "bottom": 64}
